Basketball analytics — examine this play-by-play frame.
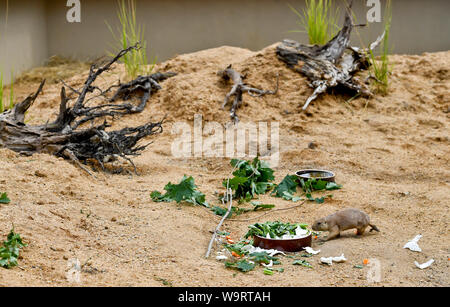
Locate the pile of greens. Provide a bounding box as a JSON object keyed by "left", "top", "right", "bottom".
{"left": 244, "top": 221, "right": 309, "bottom": 239}
{"left": 151, "top": 175, "right": 208, "bottom": 207}
{"left": 0, "top": 228, "right": 26, "bottom": 269}
{"left": 225, "top": 158, "right": 275, "bottom": 202}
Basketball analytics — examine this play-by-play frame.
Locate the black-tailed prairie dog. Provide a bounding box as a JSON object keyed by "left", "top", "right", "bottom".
{"left": 312, "top": 208, "right": 380, "bottom": 241}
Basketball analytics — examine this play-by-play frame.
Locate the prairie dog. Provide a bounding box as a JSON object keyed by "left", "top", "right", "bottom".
{"left": 312, "top": 208, "right": 380, "bottom": 241}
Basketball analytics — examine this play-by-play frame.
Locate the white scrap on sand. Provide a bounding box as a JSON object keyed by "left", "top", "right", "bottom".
{"left": 414, "top": 259, "right": 434, "bottom": 269}
{"left": 241, "top": 245, "right": 286, "bottom": 257}
{"left": 215, "top": 252, "right": 228, "bottom": 261}
{"left": 403, "top": 235, "right": 423, "bottom": 252}
{"left": 262, "top": 260, "right": 274, "bottom": 268}
{"left": 320, "top": 254, "right": 347, "bottom": 265}
{"left": 304, "top": 247, "right": 321, "bottom": 255}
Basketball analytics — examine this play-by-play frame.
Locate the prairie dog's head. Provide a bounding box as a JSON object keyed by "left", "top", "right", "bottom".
{"left": 312, "top": 218, "right": 329, "bottom": 231}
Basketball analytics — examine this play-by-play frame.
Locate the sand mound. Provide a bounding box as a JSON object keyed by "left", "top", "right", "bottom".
{"left": 0, "top": 44, "right": 449, "bottom": 286}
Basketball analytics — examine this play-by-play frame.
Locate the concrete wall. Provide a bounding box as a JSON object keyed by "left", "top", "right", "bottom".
{"left": 45, "top": 0, "right": 450, "bottom": 63}
{"left": 1, "top": 0, "right": 450, "bottom": 84}
{"left": 0, "top": 0, "right": 48, "bottom": 84}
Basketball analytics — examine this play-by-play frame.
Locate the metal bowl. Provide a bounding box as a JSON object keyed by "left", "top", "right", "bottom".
{"left": 295, "top": 169, "right": 336, "bottom": 182}
{"left": 253, "top": 234, "right": 312, "bottom": 252}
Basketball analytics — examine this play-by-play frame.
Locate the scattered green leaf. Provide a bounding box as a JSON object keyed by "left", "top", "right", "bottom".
{"left": 151, "top": 175, "right": 208, "bottom": 207}
{"left": 225, "top": 259, "right": 256, "bottom": 273}
{"left": 0, "top": 193, "right": 10, "bottom": 204}
{"left": 293, "top": 259, "right": 313, "bottom": 268}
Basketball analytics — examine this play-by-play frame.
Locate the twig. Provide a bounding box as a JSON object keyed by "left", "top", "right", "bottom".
{"left": 205, "top": 163, "right": 240, "bottom": 259}
{"left": 205, "top": 187, "right": 233, "bottom": 259}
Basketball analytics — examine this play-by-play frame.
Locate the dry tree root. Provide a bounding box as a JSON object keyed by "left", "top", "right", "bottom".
{"left": 0, "top": 45, "right": 176, "bottom": 174}
{"left": 218, "top": 65, "right": 279, "bottom": 123}
{"left": 276, "top": 1, "right": 384, "bottom": 111}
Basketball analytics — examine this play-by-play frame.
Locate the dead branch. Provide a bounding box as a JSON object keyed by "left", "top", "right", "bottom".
{"left": 218, "top": 65, "right": 278, "bottom": 123}
{"left": 0, "top": 45, "right": 176, "bottom": 173}
{"left": 276, "top": 1, "right": 384, "bottom": 110}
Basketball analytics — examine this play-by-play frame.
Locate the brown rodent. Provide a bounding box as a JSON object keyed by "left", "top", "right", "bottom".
{"left": 312, "top": 208, "right": 380, "bottom": 241}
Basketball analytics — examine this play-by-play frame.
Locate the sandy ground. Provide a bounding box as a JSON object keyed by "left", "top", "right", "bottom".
{"left": 0, "top": 44, "right": 449, "bottom": 287}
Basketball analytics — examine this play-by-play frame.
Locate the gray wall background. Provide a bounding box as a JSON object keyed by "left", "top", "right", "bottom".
{"left": 0, "top": 0, "right": 47, "bottom": 84}
{"left": 1, "top": 0, "right": 449, "bottom": 84}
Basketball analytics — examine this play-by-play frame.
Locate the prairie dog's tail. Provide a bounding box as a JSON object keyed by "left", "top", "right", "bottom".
{"left": 369, "top": 224, "right": 380, "bottom": 232}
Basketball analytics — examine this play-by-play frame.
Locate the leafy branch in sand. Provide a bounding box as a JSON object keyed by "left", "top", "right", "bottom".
{"left": 0, "top": 228, "right": 26, "bottom": 269}
{"left": 151, "top": 175, "right": 208, "bottom": 207}
{"left": 225, "top": 158, "right": 275, "bottom": 203}
{"left": 300, "top": 178, "right": 341, "bottom": 203}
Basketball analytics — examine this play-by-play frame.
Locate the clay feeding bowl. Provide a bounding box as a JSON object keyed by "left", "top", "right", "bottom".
{"left": 252, "top": 234, "right": 312, "bottom": 253}
{"left": 295, "top": 169, "right": 336, "bottom": 182}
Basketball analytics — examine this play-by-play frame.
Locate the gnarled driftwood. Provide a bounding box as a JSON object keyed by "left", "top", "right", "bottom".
{"left": 0, "top": 45, "right": 176, "bottom": 174}
{"left": 276, "top": 1, "right": 384, "bottom": 110}
{"left": 218, "top": 65, "right": 278, "bottom": 123}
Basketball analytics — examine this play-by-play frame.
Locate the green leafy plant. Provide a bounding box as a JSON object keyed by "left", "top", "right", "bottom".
{"left": 272, "top": 175, "right": 298, "bottom": 198}
{"left": 0, "top": 192, "right": 11, "bottom": 204}
{"left": 225, "top": 158, "right": 275, "bottom": 203}
{"left": 272, "top": 175, "right": 303, "bottom": 201}
{"left": 272, "top": 175, "right": 341, "bottom": 203}
{"left": 299, "top": 178, "right": 341, "bottom": 203}
{"left": 0, "top": 228, "right": 26, "bottom": 269}
{"left": 151, "top": 175, "right": 208, "bottom": 207}
{"left": 289, "top": 0, "right": 340, "bottom": 45}
{"left": 369, "top": 0, "right": 392, "bottom": 95}
{"left": 107, "top": 0, "right": 155, "bottom": 79}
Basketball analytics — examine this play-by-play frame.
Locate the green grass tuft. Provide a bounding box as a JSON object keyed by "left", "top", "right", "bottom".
{"left": 369, "top": 0, "right": 392, "bottom": 95}
{"left": 0, "top": 72, "right": 3, "bottom": 113}
{"left": 107, "top": 0, "right": 156, "bottom": 80}
{"left": 289, "top": 0, "right": 340, "bottom": 45}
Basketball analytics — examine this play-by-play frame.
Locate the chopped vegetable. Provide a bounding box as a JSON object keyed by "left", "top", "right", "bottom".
{"left": 244, "top": 221, "right": 310, "bottom": 239}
